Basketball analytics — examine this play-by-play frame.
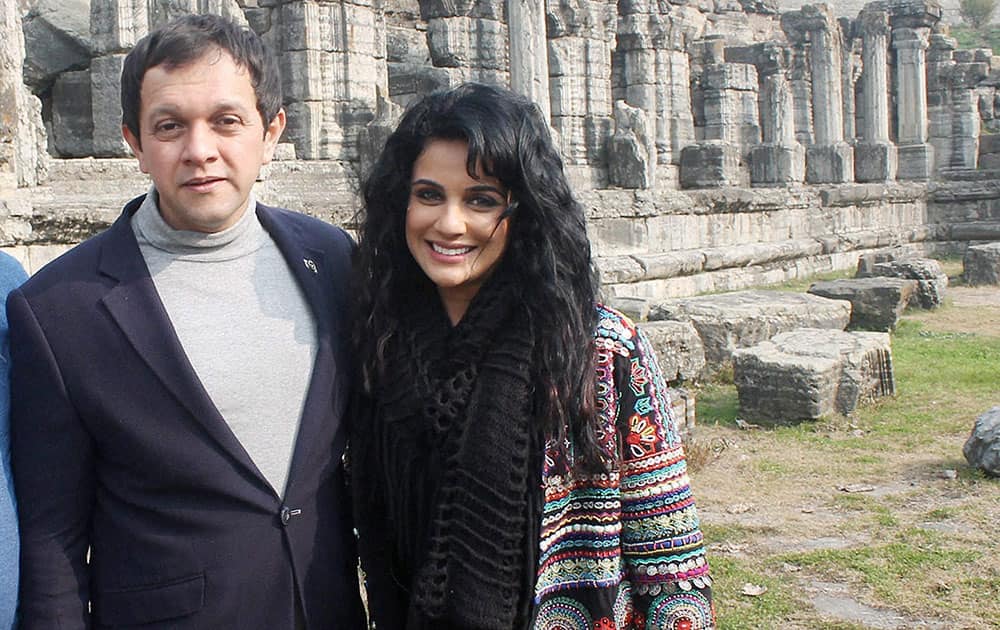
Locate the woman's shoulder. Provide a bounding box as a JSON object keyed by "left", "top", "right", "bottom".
{"left": 593, "top": 303, "right": 641, "bottom": 355}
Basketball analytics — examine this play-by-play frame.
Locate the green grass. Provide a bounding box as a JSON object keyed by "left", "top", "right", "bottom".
{"left": 778, "top": 528, "right": 984, "bottom": 614}
{"left": 951, "top": 24, "right": 1000, "bottom": 51}
{"left": 692, "top": 265, "right": 1000, "bottom": 627}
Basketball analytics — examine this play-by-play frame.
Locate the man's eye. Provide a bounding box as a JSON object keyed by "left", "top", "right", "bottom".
{"left": 218, "top": 116, "right": 241, "bottom": 126}
{"left": 155, "top": 122, "right": 181, "bottom": 134}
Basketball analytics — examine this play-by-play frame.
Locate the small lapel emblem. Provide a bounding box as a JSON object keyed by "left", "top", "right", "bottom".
{"left": 303, "top": 258, "right": 318, "bottom": 274}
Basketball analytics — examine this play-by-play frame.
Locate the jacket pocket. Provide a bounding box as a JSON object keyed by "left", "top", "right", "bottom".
{"left": 97, "top": 572, "right": 205, "bottom": 626}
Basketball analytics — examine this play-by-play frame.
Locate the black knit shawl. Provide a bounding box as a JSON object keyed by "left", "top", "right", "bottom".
{"left": 352, "top": 275, "right": 539, "bottom": 629}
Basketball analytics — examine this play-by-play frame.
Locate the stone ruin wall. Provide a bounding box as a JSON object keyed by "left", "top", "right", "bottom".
{"left": 2, "top": 0, "right": 1000, "bottom": 299}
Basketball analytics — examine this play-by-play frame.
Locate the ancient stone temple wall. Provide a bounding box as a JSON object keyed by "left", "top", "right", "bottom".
{"left": 4, "top": 0, "right": 1000, "bottom": 297}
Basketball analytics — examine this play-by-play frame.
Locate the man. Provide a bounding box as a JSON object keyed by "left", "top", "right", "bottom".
{"left": 9, "top": 14, "right": 364, "bottom": 628}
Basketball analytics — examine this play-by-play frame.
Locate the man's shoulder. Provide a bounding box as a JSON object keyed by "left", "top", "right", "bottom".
{"left": 256, "top": 203, "right": 353, "bottom": 253}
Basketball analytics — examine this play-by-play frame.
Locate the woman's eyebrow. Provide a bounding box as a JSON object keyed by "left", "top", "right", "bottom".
{"left": 467, "top": 184, "right": 506, "bottom": 195}
{"left": 411, "top": 178, "right": 442, "bottom": 188}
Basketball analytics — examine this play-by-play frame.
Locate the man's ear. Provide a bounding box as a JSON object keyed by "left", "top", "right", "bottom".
{"left": 262, "top": 108, "right": 286, "bottom": 165}
{"left": 122, "top": 125, "right": 148, "bottom": 174}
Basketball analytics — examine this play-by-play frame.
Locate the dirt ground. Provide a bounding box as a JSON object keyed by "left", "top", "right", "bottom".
{"left": 687, "top": 285, "right": 1000, "bottom": 629}
{"left": 903, "top": 286, "right": 1000, "bottom": 337}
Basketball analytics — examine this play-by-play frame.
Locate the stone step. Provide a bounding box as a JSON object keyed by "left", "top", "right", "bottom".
{"left": 623, "top": 289, "right": 852, "bottom": 366}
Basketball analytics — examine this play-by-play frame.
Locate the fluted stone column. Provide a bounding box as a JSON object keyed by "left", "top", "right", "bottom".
{"left": 751, "top": 45, "right": 805, "bottom": 185}
{"left": 508, "top": 0, "right": 549, "bottom": 122}
{"left": 855, "top": 7, "right": 897, "bottom": 182}
{"left": 893, "top": 27, "right": 933, "bottom": 180}
{"left": 841, "top": 32, "right": 862, "bottom": 142}
{"left": 90, "top": 0, "right": 148, "bottom": 156}
{"left": 808, "top": 13, "right": 853, "bottom": 182}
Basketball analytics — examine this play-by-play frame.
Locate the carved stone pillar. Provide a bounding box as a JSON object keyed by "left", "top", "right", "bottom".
{"left": 547, "top": 0, "right": 616, "bottom": 171}
{"left": 782, "top": 5, "right": 853, "bottom": 183}
{"left": 855, "top": 7, "right": 897, "bottom": 182}
{"left": 751, "top": 45, "right": 805, "bottom": 185}
{"left": 280, "top": 0, "right": 386, "bottom": 161}
{"left": 893, "top": 27, "right": 933, "bottom": 180}
{"left": 507, "top": 0, "right": 549, "bottom": 121}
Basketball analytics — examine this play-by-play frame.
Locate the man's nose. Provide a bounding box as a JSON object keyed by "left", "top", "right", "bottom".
{"left": 182, "top": 122, "right": 219, "bottom": 164}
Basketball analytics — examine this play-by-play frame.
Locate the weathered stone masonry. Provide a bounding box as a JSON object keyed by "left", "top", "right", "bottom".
{"left": 3, "top": 0, "right": 1000, "bottom": 299}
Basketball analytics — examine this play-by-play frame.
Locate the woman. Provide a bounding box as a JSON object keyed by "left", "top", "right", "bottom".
{"left": 350, "top": 83, "right": 714, "bottom": 630}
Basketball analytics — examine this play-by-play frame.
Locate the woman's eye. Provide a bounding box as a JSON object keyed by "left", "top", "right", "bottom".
{"left": 468, "top": 195, "right": 502, "bottom": 209}
{"left": 413, "top": 189, "right": 442, "bottom": 202}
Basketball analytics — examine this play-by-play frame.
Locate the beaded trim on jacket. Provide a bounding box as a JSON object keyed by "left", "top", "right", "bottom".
{"left": 529, "top": 305, "right": 714, "bottom": 630}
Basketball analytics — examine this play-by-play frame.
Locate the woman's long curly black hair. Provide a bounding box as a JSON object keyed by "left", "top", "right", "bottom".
{"left": 352, "top": 83, "right": 605, "bottom": 470}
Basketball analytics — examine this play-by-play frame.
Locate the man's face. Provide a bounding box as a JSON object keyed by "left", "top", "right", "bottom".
{"left": 122, "top": 48, "right": 285, "bottom": 233}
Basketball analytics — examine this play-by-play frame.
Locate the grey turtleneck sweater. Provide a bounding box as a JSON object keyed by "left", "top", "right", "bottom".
{"left": 132, "top": 190, "right": 317, "bottom": 497}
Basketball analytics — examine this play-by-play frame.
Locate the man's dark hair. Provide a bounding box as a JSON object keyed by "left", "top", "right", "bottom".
{"left": 120, "top": 13, "right": 282, "bottom": 144}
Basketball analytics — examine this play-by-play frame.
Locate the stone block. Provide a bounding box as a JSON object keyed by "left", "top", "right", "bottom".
{"left": 281, "top": 50, "right": 323, "bottom": 101}
{"left": 608, "top": 100, "right": 653, "bottom": 189}
{"left": 679, "top": 142, "right": 741, "bottom": 189}
{"left": 733, "top": 328, "right": 894, "bottom": 423}
{"left": 750, "top": 142, "right": 805, "bottom": 184}
{"left": 638, "top": 320, "right": 707, "bottom": 384}
{"left": 649, "top": 290, "right": 852, "bottom": 366}
{"left": 703, "top": 63, "right": 758, "bottom": 91}
{"left": 281, "top": 1, "right": 322, "bottom": 51}
{"left": 963, "top": 406, "right": 1000, "bottom": 477}
{"left": 21, "top": 0, "right": 92, "bottom": 90}
{"left": 896, "top": 142, "right": 933, "bottom": 181}
{"left": 854, "top": 141, "right": 898, "bottom": 183}
{"left": 90, "top": 54, "right": 129, "bottom": 157}
{"left": 861, "top": 258, "right": 948, "bottom": 309}
{"left": 90, "top": 0, "right": 148, "bottom": 55}
{"left": 808, "top": 277, "right": 918, "bottom": 331}
{"left": 605, "top": 295, "right": 651, "bottom": 322}
{"left": 51, "top": 70, "right": 93, "bottom": 157}
{"left": 963, "top": 242, "right": 1000, "bottom": 285}
{"left": 806, "top": 143, "right": 854, "bottom": 183}
{"left": 596, "top": 255, "right": 645, "bottom": 284}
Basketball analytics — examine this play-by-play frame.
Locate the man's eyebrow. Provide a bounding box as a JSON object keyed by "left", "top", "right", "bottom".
{"left": 145, "top": 101, "right": 255, "bottom": 119}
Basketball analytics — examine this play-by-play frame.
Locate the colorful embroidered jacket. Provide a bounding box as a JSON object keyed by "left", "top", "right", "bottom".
{"left": 530, "top": 305, "right": 714, "bottom": 630}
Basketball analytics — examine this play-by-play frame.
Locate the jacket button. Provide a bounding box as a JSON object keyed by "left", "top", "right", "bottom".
{"left": 280, "top": 506, "right": 301, "bottom": 526}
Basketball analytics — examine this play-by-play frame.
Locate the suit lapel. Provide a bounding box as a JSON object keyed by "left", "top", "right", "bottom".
{"left": 97, "top": 199, "right": 265, "bottom": 485}
{"left": 256, "top": 204, "right": 347, "bottom": 493}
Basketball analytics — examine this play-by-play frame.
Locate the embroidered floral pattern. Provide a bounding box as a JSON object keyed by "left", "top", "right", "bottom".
{"left": 532, "top": 306, "right": 713, "bottom": 629}
{"left": 646, "top": 592, "right": 714, "bottom": 630}
{"left": 534, "top": 597, "right": 593, "bottom": 630}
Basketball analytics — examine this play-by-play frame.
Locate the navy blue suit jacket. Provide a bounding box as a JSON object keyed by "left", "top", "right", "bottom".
{"left": 8, "top": 196, "right": 365, "bottom": 629}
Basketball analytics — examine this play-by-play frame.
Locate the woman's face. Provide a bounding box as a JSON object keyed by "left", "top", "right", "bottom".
{"left": 406, "top": 138, "right": 511, "bottom": 324}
